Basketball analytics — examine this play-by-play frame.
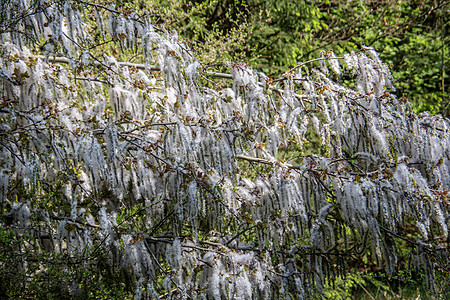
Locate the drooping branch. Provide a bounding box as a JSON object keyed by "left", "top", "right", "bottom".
{"left": 0, "top": 1, "right": 448, "bottom": 298}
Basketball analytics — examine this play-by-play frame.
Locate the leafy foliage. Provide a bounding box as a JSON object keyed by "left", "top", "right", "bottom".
{"left": 160, "top": 0, "right": 449, "bottom": 115}
{"left": 0, "top": 0, "right": 448, "bottom": 299}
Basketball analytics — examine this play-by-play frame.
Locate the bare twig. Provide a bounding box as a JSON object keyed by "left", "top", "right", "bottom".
{"left": 236, "top": 154, "right": 303, "bottom": 170}
{"left": 225, "top": 223, "right": 258, "bottom": 246}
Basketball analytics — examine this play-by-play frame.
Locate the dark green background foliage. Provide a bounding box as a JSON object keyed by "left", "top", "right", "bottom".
{"left": 146, "top": 0, "right": 448, "bottom": 115}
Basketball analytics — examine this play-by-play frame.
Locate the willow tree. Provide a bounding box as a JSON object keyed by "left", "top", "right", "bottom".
{"left": 0, "top": 0, "right": 448, "bottom": 299}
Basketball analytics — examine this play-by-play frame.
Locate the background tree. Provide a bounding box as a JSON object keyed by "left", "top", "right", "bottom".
{"left": 0, "top": 0, "right": 448, "bottom": 299}
{"left": 144, "top": 0, "right": 448, "bottom": 115}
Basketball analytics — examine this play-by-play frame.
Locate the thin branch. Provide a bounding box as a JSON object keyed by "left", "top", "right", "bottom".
{"left": 34, "top": 54, "right": 161, "bottom": 71}
{"left": 235, "top": 154, "right": 303, "bottom": 170}
{"left": 379, "top": 225, "right": 447, "bottom": 253}
{"left": 144, "top": 238, "right": 186, "bottom": 298}
{"left": 33, "top": 55, "right": 235, "bottom": 79}
{"left": 50, "top": 214, "right": 100, "bottom": 229}
{"left": 278, "top": 56, "right": 345, "bottom": 81}
{"left": 225, "top": 223, "right": 258, "bottom": 246}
